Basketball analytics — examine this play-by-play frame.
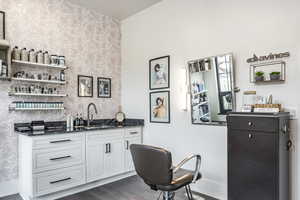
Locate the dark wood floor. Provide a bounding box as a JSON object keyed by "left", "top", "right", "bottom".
{"left": 1, "top": 176, "right": 217, "bottom": 200}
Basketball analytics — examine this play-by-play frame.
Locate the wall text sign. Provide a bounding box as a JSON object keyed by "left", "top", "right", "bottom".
{"left": 247, "top": 52, "right": 290, "bottom": 63}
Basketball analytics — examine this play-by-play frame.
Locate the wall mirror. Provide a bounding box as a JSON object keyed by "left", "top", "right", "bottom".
{"left": 188, "top": 53, "right": 236, "bottom": 125}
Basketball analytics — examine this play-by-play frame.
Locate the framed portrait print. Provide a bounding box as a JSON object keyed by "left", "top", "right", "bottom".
{"left": 149, "top": 55, "right": 170, "bottom": 90}
{"left": 98, "top": 77, "right": 111, "bottom": 98}
{"left": 0, "top": 11, "right": 5, "bottom": 39}
{"left": 150, "top": 91, "right": 170, "bottom": 123}
{"left": 78, "top": 75, "right": 93, "bottom": 97}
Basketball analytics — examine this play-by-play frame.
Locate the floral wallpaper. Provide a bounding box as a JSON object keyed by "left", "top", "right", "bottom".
{"left": 0, "top": 0, "right": 121, "bottom": 182}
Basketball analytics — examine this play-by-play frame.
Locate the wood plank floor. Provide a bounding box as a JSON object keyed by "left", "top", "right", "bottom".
{"left": 1, "top": 176, "right": 217, "bottom": 200}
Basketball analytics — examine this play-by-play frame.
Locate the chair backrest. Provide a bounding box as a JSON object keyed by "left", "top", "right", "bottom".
{"left": 130, "top": 144, "right": 173, "bottom": 186}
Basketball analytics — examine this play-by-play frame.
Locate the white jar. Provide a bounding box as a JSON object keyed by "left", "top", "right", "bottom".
{"left": 29, "top": 49, "right": 37, "bottom": 63}
{"left": 12, "top": 46, "right": 21, "bottom": 60}
{"left": 59, "top": 56, "right": 65, "bottom": 66}
{"left": 37, "top": 51, "right": 44, "bottom": 64}
{"left": 44, "top": 51, "right": 50, "bottom": 64}
{"left": 21, "top": 48, "right": 29, "bottom": 62}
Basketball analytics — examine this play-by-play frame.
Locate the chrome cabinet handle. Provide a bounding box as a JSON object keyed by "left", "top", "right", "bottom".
{"left": 50, "top": 139, "right": 71, "bottom": 144}
{"left": 248, "top": 133, "right": 253, "bottom": 139}
{"left": 50, "top": 155, "right": 71, "bottom": 161}
{"left": 248, "top": 122, "right": 253, "bottom": 126}
{"left": 50, "top": 177, "right": 71, "bottom": 184}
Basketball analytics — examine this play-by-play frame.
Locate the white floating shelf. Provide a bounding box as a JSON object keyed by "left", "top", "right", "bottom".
{"left": 193, "top": 101, "right": 208, "bottom": 107}
{"left": 12, "top": 60, "right": 67, "bottom": 70}
{"left": 9, "top": 93, "right": 67, "bottom": 97}
{"left": 193, "top": 90, "right": 208, "bottom": 96}
{"left": 0, "top": 77, "right": 11, "bottom": 81}
{"left": 9, "top": 107, "right": 65, "bottom": 111}
{"left": 11, "top": 78, "right": 66, "bottom": 85}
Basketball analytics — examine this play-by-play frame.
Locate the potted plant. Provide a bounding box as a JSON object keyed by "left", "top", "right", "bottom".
{"left": 255, "top": 71, "right": 265, "bottom": 82}
{"left": 270, "top": 71, "right": 281, "bottom": 81}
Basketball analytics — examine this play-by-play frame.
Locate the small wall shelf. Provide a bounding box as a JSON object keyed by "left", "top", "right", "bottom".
{"left": 9, "top": 107, "right": 65, "bottom": 111}
{"left": 9, "top": 93, "right": 67, "bottom": 97}
{"left": 12, "top": 60, "right": 67, "bottom": 70}
{"left": 192, "top": 90, "right": 208, "bottom": 96}
{"left": 11, "top": 77, "right": 66, "bottom": 85}
{"left": 250, "top": 61, "right": 286, "bottom": 84}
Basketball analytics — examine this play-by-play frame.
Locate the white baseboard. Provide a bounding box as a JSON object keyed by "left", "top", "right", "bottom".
{"left": 191, "top": 178, "right": 226, "bottom": 200}
{"left": 0, "top": 179, "right": 18, "bottom": 198}
{"left": 20, "top": 172, "right": 136, "bottom": 200}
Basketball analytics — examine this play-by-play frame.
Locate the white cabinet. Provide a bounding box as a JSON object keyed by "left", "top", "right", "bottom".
{"left": 86, "top": 139, "right": 106, "bottom": 182}
{"left": 104, "top": 138, "right": 125, "bottom": 177}
{"left": 124, "top": 137, "right": 141, "bottom": 172}
{"left": 86, "top": 127, "right": 142, "bottom": 183}
{"left": 19, "top": 126, "right": 143, "bottom": 200}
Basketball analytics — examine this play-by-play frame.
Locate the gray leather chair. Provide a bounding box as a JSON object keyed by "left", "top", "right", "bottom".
{"left": 130, "top": 144, "right": 201, "bottom": 200}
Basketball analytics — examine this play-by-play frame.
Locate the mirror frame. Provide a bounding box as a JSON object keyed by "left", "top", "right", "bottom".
{"left": 187, "top": 53, "right": 236, "bottom": 126}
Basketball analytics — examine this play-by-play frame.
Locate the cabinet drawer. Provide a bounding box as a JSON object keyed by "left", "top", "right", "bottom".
{"left": 86, "top": 129, "right": 124, "bottom": 143}
{"left": 125, "top": 127, "right": 142, "bottom": 138}
{"left": 227, "top": 116, "right": 277, "bottom": 133}
{"left": 33, "top": 146, "right": 84, "bottom": 173}
{"left": 32, "top": 134, "right": 84, "bottom": 150}
{"left": 34, "top": 165, "right": 85, "bottom": 197}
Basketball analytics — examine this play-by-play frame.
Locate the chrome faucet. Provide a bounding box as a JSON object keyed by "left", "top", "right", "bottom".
{"left": 87, "top": 103, "right": 98, "bottom": 127}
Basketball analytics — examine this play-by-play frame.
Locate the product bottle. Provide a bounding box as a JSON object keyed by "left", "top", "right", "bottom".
{"left": 74, "top": 114, "right": 79, "bottom": 127}
{"left": 79, "top": 114, "right": 84, "bottom": 126}
{"left": 60, "top": 70, "right": 65, "bottom": 81}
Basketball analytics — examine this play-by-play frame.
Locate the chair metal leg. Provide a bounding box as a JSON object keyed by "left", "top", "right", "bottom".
{"left": 185, "top": 185, "right": 193, "bottom": 200}
{"left": 163, "top": 191, "right": 175, "bottom": 200}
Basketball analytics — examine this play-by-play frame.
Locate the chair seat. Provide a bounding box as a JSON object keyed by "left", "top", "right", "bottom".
{"left": 157, "top": 169, "right": 202, "bottom": 191}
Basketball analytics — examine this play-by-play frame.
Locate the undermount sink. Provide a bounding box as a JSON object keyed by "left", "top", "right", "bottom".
{"left": 84, "top": 125, "right": 115, "bottom": 130}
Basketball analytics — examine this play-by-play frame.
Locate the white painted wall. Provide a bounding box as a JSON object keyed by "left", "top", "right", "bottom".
{"left": 121, "top": 0, "right": 300, "bottom": 199}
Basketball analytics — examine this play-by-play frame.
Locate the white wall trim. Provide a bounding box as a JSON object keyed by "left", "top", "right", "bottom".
{"left": 191, "top": 178, "right": 226, "bottom": 200}
{"left": 0, "top": 179, "right": 18, "bottom": 198}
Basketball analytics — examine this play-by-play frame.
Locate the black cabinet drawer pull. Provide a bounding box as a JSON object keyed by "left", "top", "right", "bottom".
{"left": 105, "top": 143, "right": 111, "bottom": 153}
{"left": 50, "top": 139, "right": 72, "bottom": 144}
{"left": 105, "top": 144, "right": 109, "bottom": 153}
{"left": 287, "top": 140, "right": 292, "bottom": 151}
{"left": 130, "top": 131, "right": 138, "bottom": 135}
{"left": 50, "top": 155, "right": 71, "bottom": 161}
{"left": 50, "top": 177, "right": 71, "bottom": 184}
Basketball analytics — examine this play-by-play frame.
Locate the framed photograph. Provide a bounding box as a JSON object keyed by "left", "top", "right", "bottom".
{"left": 0, "top": 11, "right": 5, "bottom": 39}
{"left": 149, "top": 55, "right": 170, "bottom": 90}
{"left": 78, "top": 75, "right": 93, "bottom": 97}
{"left": 150, "top": 91, "right": 170, "bottom": 123}
{"left": 98, "top": 77, "right": 111, "bottom": 98}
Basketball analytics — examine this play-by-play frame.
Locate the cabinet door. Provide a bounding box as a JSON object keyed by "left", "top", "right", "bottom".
{"left": 228, "top": 130, "right": 277, "bottom": 200}
{"left": 86, "top": 141, "right": 106, "bottom": 182}
{"left": 124, "top": 137, "right": 142, "bottom": 172}
{"left": 104, "top": 139, "right": 125, "bottom": 177}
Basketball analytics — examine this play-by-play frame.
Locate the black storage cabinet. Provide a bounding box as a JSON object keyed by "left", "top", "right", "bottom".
{"left": 227, "top": 112, "right": 290, "bottom": 200}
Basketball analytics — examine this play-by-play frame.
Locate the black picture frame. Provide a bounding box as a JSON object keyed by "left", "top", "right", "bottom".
{"left": 149, "top": 55, "right": 170, "bottom": 90}
{"left": 78, "top": 75, "right": 93, "bottom": 97}
{"left": 0, "top": 11, "right": 5, "bottom": 40}
{"left": 97, "top": 77, "right": 111, "bottom": 98}
{"left": 149, "top": 91, "right": 170, "bottom": 123}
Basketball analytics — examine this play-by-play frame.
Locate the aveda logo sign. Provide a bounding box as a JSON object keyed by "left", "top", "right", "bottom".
{"left": 247, "top": 52, "right": 290, "bottom": 63}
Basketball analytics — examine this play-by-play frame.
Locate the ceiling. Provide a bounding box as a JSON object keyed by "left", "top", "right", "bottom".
{"left": 69, "top": 0, "right": 162, "bottom": 20}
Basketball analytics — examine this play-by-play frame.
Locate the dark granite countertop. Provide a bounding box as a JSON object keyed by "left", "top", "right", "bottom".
{"left": 15, "top": 119, "right": 144, "bottom": 136}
